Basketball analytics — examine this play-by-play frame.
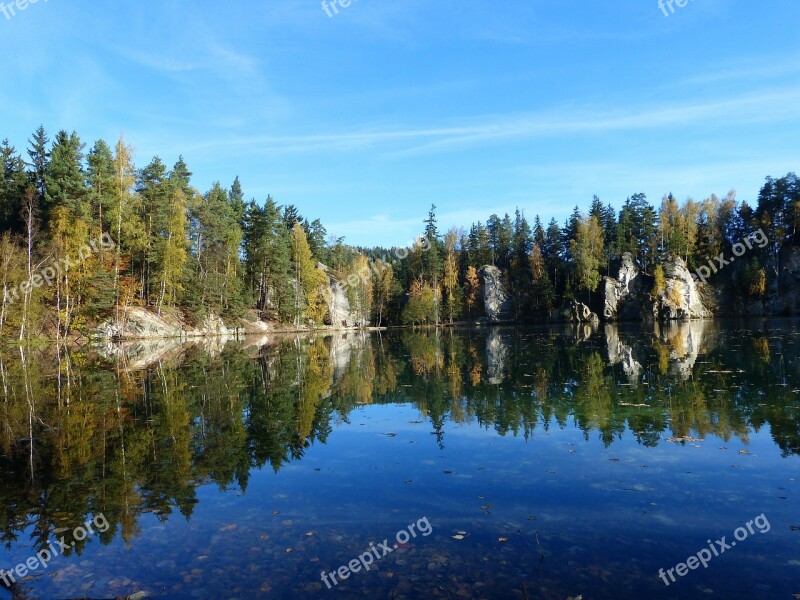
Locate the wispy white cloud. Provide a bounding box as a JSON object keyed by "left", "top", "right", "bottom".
{"left": 175, "top": 86, "right": 800, "bottom": 158}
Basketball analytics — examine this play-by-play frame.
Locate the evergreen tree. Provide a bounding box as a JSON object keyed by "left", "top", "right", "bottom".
{"left": 86, "top": 139, "right": 115, "bottom": 240}
{"left": 283, "top": 205, "right": 302, "bottom": 229}
{"left": 303, "top": 218, "right": 328, "bottom": 263}
{"left": 138, "top": 156, "right": 171, "bottom": 304}
{"left": 45, "top": 130, "right": 88, "bottom": 221}
{"left": 0, "top": 140, "right": 27, "bottom": 233}
{"left": 529, "top": 243, "right": 555, "bottom": 311}
{"left": 26, "top": 125, "right": 49, "bottom": 209}
{"left": 542, "top": 218, "right": 564, "bottom": 294}
{"left": 243, "top": 198, "right": 294, "bottom": 320}
{"left": 510, "top": 209, "right": 533, "bottom": 314}
{"left": 229, "top": 176, "right": 246, "bottom": 225}
{"left": 422, "top": 204, "right": 442, "bottom": 283}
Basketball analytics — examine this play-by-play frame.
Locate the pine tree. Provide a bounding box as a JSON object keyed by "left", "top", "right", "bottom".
{"left": 543, "top": 218, "right": 564, "bottom": 294}
{"left": 509, "top": 209, "right": 533, "bottom": 315}
{"left": 45, "top": 130, "right": 89, "bottom": 221}
{"left": 283, "top": 205, "right": 302, "bottom": 229}
{"left": 26, "top": 125, "right": 49, "bottom": 209}
{"left": 229, "top": 176, "right": 246, "bottom": 225}
{"left": 87, "top": 139, "right": 115, "bottom": 241}
{"left": 422, "top": 204, "right": 442, "bottom": 282}
{"left": 0, "top": 139, "right": 27, "bottom": 233}
{"left": 243, "top": 198, "right": 295, "bottom": 320}
{"left": 138, "top": 156, "right": 171, "bottom": 305}
{"left": 303, "top": 218, "right": 328, "bottom": 263}
{"left": 187, "top": 182, "right": 247, "bottom": 318}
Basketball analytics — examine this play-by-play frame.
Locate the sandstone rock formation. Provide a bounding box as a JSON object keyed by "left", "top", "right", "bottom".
{"left": 603, "top": 252, "right": 644, "bottom": 321}
{"left": 319, "top": 265, "right": 363, "bottom": 328}
{"left": 96, "top": 307, "right": 241, "bottom": 341}
{"left": 480, "top": 265, "right": 512, "bottom": 322}
{"left": 657, "top": 256, "right": 712, "bottom": 320}
{"left": 566, "top": 300, "right": 599, "bottom": 323}
{"left": 601, "top": 253, "right": 711, "bottom": 321}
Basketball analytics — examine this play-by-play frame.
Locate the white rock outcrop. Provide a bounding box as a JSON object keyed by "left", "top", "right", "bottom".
{"left": 480, "top": 265, "right": 512, "bottom": 322}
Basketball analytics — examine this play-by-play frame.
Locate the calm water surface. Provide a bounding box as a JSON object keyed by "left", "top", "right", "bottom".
{"left": 0, "top": 320, "right": 799, "bottom": 599}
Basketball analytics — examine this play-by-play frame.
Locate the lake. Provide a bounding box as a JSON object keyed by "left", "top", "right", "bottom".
{"left": 0, "top": 320, "right": 798, "bottom": 599}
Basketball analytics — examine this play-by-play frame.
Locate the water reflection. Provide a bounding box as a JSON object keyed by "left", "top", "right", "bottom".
{"left": 0, "top": 320, "right": 799, "bottom": 597}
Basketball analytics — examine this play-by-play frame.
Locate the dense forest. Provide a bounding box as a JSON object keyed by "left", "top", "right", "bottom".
{"left": 0, "top": 126, "right": 797, "bottom": 339}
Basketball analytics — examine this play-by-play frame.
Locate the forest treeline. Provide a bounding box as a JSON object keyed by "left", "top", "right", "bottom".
{"left": 0, "top": 127, "right": 797, "bottom": 338}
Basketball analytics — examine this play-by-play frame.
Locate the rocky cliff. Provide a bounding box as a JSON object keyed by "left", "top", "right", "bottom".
{"left": 480, "top": 265, "right": 513, "bottom": 322}
{"left": 601, "top": 253, "right": 711, "bottom": 322}
{"left": 319, "top": 264, "right": 365, "bottom": 328}
{"left": 95, "top": 308, "right": 248, "bottom": 341}
{"left": 94, "top": 265, "right": 365, "bottom": 341}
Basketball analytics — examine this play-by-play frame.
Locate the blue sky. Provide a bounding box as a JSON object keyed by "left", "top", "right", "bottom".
{"left": 1, "top": 0, "right": 798, "bottom": 247}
